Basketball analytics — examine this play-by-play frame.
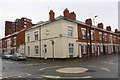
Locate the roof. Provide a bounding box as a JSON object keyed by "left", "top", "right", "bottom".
{"left": 2, "top": 29, "right": 25, "bottom": 39}
{"left": 27, "top": 16, "right": 119, "bottom": 36}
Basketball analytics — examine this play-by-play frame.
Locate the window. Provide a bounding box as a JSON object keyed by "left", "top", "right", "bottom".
{"left": 35, "top": 45, "right": 39, "bottom": 55}
{"left": 28, "top": 46, "right": 30, "bottom": 55}
{"left": 46, "top": 29, "right": 49, "bottom": 35}
{"left": 92, "top": 45, "right": 95, "bottom": 53}
{"left": 110, "top": 35, "right": 112, "bottom": 42}
{"left": 81, "top": 28, "right": 86, "bottom": 39}
{"left": 99, "top": 32, "right": 102, "bottom": 41}
{"left": 27, "top": 34, "right": 30, "bottom": 42}
{"left": 100, "top": 45, "right": 103, "bottom": 52}
{"left": 68, "top": 26, "right": 73, "bottom": 36}
{"left": 13, "top": 37, "right": 16, "bottom": 45}
{"left": 34, "top": 31, "right": 38, "bottom": 40}
{"left": 119, "top": 37, "right": 120, "bottom": 42}
{"left": 91, "top": 30, "right": 94, "bottom": 40}
{"left": 7, "top": 40, "right": 9, "bottom": 46}
{"left": 69, "top": 43, "right": 74, "bottom": 55}
{"left": 24, "top": 22, "right": 27, "bottom": 24}
{"left": 24, "top": 25, "right": 27, "bottom": 27}
{"left": 104, "top": 34, "right": 107, "bottom": 41}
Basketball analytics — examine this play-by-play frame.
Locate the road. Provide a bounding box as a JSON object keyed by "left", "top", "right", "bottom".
{"left": 0, "top": 54, "right": 119, "bottom": 80}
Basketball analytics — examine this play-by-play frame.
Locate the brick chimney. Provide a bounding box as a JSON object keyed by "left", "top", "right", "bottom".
{"left": 63, "top": 8, "right": 69, "bottom": 18}
{"left": 106, "top": 26, "right": 111, "bottom": 31}
{"left": 97, "top": 23, "right": 103, "bottom": 29}
{"left": 69, "top": 12, "right": 76, "bottom": 20}
{"left": 49, "top": 10, "right": 55, "bottom": 20}
{"left": 85, "top": 18, "right": 92, "bottom": 25}
{"left": 115, "top": 29, "right": 118, "bottom": 33}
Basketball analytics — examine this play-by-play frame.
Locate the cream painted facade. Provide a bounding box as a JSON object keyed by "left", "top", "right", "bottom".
{"left": 25, "top": 27, "right": 40, "bottom": 57}
{"left": 25, "top": 19, "right": 79, "bottom": 59}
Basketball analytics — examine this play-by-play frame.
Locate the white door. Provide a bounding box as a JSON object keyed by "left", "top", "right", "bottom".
{"left": 78, "top": 45, "right": 82, "bottom": 58}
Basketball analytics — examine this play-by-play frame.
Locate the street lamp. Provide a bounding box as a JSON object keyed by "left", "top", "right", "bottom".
{"left": 93, "top": 15, "right": 98, "bottom": 57}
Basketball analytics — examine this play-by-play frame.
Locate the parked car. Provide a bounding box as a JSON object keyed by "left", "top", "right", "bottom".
{"left": 1, "top": 53, "right": 13, "bottom": 59}
{"left": 10, "top": 53, "right": 27, "bottom": 61}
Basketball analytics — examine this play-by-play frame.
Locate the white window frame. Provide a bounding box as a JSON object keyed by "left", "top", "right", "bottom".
{"left": 91, "top": 30, "right": 94, "bottom": 40}
{"left": 68, "top": 26, "right": 73, "bottom": 37}
{"left": 46, "top": 29, "right": 49, "bottom": 35}
{"left": 69, "top": 43, "right": 74, "bottom": 55}
{"left": 27, "top": 46, "right": 30, "bottom": 55}
{"left": 35, "top": 45, "right": 39, "bottom": 55}
{"left": 27, "top": 34, "right": 30, "bottom": 42}
{"left": 34, "top": 31, "right": 39, "bottom": 40}
{"left": 81, "top": 28, "right": 86, "bottom": 39}
{"left": 99, "top": 32, "right": 102, "bottom": 41}
{"left": 13, "top": 37, "right": 16, "bottom": 45}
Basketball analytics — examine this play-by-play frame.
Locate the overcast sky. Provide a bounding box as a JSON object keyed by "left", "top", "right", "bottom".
{"left": 0, "top": 0, "right": 119, "bottom": 39}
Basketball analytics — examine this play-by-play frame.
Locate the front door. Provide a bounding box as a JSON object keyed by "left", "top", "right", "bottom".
{"left": 78, "top": 45, "right": 81, "bottom": 58}
{"left": 43, "top": 44, "right": 47, "bottom": 59}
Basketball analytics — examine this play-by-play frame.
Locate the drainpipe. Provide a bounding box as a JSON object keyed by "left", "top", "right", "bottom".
{"left": 39, "top": 26, "right": 41, "bottom": 58}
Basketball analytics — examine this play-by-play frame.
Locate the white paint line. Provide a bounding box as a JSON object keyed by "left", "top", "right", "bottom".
{"left": 100, "top": 67, "right": 110, "bottom": 72}
{"left": 18, "top": 75, "right": 22, "bottom": 77}
{"left": 39, "top": 66, "right": 62, "bottom": 71}
{"left": 27, "top": 73, "right": 31, "bottom": 76}
{"left": 41, "top": 75, "right": 92, "bottom": 79}
{"left": 0, "top": 77, "right": 2, "bottom": 79}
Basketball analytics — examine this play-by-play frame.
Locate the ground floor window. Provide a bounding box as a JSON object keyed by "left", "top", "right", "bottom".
{"left": 69, "top": 43, "right": 74, "bottom": 55}
{"left": 35, "top": 45, "right": 39, "bottom": 55}
{"left": 81, "top": 44, "right": 87, "bottom": 55}
{"left": 28, "top": 46, "right": 30, "bottom": 55}
{"left": 100, "top": 45, "right": 103, "bottom": 52}
{"left": 92, "top": 45, "right": 95, "bottom": 53}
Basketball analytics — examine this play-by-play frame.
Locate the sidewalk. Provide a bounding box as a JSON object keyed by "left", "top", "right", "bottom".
{"left": 26, "top": 54, "right": 118, "bottom": 64}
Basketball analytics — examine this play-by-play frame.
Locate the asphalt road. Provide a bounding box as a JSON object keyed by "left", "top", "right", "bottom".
{"left": 0, "top": 54, "right": 119, "bottom": 80}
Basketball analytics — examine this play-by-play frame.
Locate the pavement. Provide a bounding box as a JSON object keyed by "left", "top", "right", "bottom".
{"left": 1, "top": 54, "right": 119, "bottom": 80}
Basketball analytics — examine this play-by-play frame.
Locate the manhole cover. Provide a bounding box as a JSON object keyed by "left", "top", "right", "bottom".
{"left": 56, "top": 67, "right": 88, "bottom": 73}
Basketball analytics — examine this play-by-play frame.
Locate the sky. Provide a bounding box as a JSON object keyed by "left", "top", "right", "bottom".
{"left": 0, "top": 0, "right": 119, "bottom": 39}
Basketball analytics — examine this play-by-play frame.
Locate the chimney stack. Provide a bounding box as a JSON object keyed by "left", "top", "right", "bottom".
{"left": 63, "top": 8, "right": 69, "bottom": 18}
{"left": 49, "top": 10, "right": 55, "bottom": 20}
{"left": 85, "top": 18, "right": 92, "bottom": 25}
{"left": 69, "top": 12, "right": 76, "bottom": 20}
{"left": 106, "top": 26, "right": 111, "bottom": 31}
{"left": 115, "top": 29, "right": 118, "bottom": 33}
{"left": 97, "top": 23, "right": 103, "bottom": 29}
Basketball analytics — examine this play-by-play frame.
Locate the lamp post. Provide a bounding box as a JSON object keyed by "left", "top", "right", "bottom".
{"left": 93, "top": 15, "right": 98, "bottom": 57}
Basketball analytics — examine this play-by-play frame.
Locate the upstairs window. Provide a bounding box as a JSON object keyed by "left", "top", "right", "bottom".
{"left": 27, "top": 34, "right": 30, "bottom": 42}
{"left": 91, "top": 30, "right": 94, "bottom": 40}
{"left": 99, "top": 32, "right": 102, "bottom": 41}
{"left": 13, "top": 37, "right": 16, "bottom": 45}
{"left": 68, "top": 26, "right": 73, "bottom": 37}
{"left": 104, "top": 34, "right": 107, "bottom": 41}
{"left": 81, "top": 28, "right": 86, "bottom": 39}
{"left": 34, "top": 31, "right": 38, "bottom": 40}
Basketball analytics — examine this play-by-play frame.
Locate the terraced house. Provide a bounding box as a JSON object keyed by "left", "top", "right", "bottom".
{"left": 25, "top": 8, "right": 120, "bottom": 59}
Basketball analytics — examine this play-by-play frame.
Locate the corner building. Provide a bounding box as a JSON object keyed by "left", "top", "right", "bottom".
{"left": 25, "top": 8, "right": 120, "bottom": 59}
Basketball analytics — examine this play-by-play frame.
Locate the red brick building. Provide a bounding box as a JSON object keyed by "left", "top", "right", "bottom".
{"left": 63, "top": 8, "right": 120, "bottom": 57}
{"left": 2, "top": 17, "right": 34, "bottom": 54}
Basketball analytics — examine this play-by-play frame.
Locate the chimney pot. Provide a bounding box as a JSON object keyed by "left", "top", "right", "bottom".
{"left": 49, "top": 10, "right": 55, "bottom": 20}
{"left": 97, "top": 23, "right": 103, "bottom": 28}
{"left": 85, "top": 18, "right": 92, "bottom": 25}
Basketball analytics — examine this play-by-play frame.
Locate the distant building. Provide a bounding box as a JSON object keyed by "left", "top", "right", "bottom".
{"left": 2, "top": 17, "right": 34, "bottom": 54}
